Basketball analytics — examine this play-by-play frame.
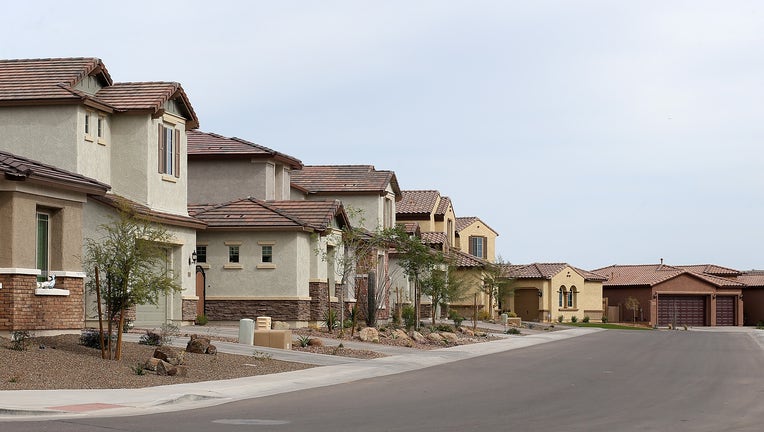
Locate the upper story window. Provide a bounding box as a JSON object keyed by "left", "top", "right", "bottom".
{"left": 97, "top": 116, "right": 105, "bottom": 143}
{"left": 228, "top": 245, "right": 240, "bottom": 263}
{"left": 84, "top": 112, "right": 91, "bottom": 136}
{"left": 383, "top": 197, "right": 393, "bottom": 228}
{"left": 261, "top": 245, "right": 273, "bottom": 263}
{"left": 469, "top": 236, "right": 486, "bottom": 259}
{"left": 158, "top": 123, "right": 180, "bottom": 177}
{"left": 195, "top": 245, "right": 207, "bottom": 263}
{"left": 36, "top": 212, "right": 50, "bottom": 282}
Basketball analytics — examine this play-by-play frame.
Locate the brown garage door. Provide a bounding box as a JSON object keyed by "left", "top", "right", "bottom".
{"left": 716, "top": 296, "right": 735, "bottom": 326}
{"left": 658, "top": 295, "right": 706, "bottom": 326}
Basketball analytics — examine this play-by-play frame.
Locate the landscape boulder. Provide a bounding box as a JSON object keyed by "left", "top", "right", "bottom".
{"left": 411, "top": 331, "right": 426, "bottom": 343}
{"left": 186, "top": 334, "right": 211, "bottom": 354}
{"left": 153, "top": 346, "right": 185, "bottom": 365}
{"left": 307, "top": 338, "right": 324, "bottom": 347}
{"left": 427, "top": 332, "right": 445, "bottom": 343}
{"left": 156, "top": 360, "right": 177, "bottom": 376}
{"left": 392, "top": 329, "right": 410, "bottom": 341}
{"left": 206, "top": 344, "right": 217, "bottom": 355}
{"left": 359, "top": 327, "right": 380, "bottom": 343}
{"left": 458, "top": 326, "right": 475, "bottom": 336}
{"left": 440, "top": 332, "right": 459, "bottom": 343}
{"left": 144, "top": 357, "right": 161, "bottom": 371}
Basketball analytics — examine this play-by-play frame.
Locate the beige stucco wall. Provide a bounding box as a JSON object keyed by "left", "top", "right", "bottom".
{"left": 0, "top": 186, "right": 85, "bottom": 271}
{"left": 0, "top": 105, "right": 80, "bottom": 172}
{"left": 188, "top": 159, "right": 270, "bottom": 204}
{"left": 197, "top": 230, "right": 312, "bottom": 299}
{"left": 432, "top": 201, "right": 456, "bottom": 247}
{"left": 456, "top": 220, "right": 498, "bottom": 262}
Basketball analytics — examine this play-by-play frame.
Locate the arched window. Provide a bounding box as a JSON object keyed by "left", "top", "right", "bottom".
{"left": 568, "top": 286, "right": 577, "bottom": 308}
{"left": 558, "top": 286, "right": 566, "bottom": 308}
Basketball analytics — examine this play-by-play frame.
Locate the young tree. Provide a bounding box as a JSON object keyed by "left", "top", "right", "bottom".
{"left": 479, "top": 256, "right": 512, "bottom": 319}
{"left": 419, "top": 263, "right": 469, "bottom": 326}
{"left": 625, "top": 296, "right": 640, "bottom": 323}
{"left": 84, "top": 204, "right": 181, "bottom": 360}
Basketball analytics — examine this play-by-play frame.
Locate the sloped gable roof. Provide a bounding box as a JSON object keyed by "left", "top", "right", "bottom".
{"left": 187, "top": 130, "right": 302, "bottom": 169}
{"left": 506, "top": 263, "right": 607, "bottom": 282}
{"left": 190, "top": 198, "right": 346, "bottom": 232}
{"left": 92, "top": 194, "right": 205, "bottom": 229}
{"left": 450, "top": 248, "right": 488, "bottom": 268}
{"left": 435, "top": 196, "right": 452, "bottom": 216}
{"left": 739, "top": 271, "right": 764, "bottom": 287}
{"left": 594, "top": 264, "right": 745, "bottom": 288}
{"left": 0, "top": 150, "right": 109, "bottom": 194}
{"left": 455, "top": 216, "right": 499, "bottom": 236}
{"left": 291, "top": 165, "right": 400, "bottom": 198}
{"left": 397, "top": 190, "right": 440, "bottom": 215}
{"left": 95, "top": 82, "right": 198, "bottom": 128}
{"left": 676, "top": 264, "right": 741, "bottom": 277}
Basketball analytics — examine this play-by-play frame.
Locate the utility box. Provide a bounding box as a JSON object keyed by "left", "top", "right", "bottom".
{"left": 238, "top": 318, "right": 255, "bottom": 345}
{"left": 253, "top": 330, "right": 292, "bottom": 350}
{"left": 256, "top": 316, "right": 272, "bottom": 330}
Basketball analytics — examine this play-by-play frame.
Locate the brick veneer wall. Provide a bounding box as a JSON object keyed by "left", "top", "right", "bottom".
{"left": 206, "top": 299, "right": 312, "bottom": 322}
{"left": 182, "top": 299, "right": 198, "bottom": 321}
{"left": 310, "top": 281, "right": 339, "bottom": 322}
{"left": 0, "top": 274, "right": 84, "bottom": 331}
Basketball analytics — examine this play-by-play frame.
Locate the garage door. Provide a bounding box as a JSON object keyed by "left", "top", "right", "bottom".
{"left": 716, "top": 296, "right": 735, "bottom": 326}
{"left": 514, "top": 289, "right": 540, "bottom": 322}
{"left": 658, "top": 295, "right": 706, "bottom": 327}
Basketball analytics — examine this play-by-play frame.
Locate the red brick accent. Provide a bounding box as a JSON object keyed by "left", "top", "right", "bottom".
{"left": 205, "top": 299, "right": 312, "bottom": 322}
{"left": 0, "top": 274, "right": 84, "bottom": 331}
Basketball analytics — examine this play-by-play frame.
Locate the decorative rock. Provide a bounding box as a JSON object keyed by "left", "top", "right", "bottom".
{"left": 272, "top": 321, "right": 291, "bottom": 330}
{"left": 156, "top": 360, "right": 177, "bottom": 376}
{"left": 412, "top": 331, "right": 426, "bottom": 343}
{"left": 440, "top": 332, "right": 459, "bottom": 343}
{"left": 175, "top": 365, "right": 189, "bottom": 377}
{"left": 206, "top": 344, "right": 217, "bottom": 355}
{"left": 359, "top": 327, "right": 380, "bottom": 343}
{"left": 458, "top": 327, "right": 475, "bottom": 336}
{"left": 307, "top": 338, "right": 324, "bottom": 347}
{"left": 392, "top": 329, "right": 411, "bottom": 340}
{"left": 153, "top": 346, "right": 185, "bottom": 365}
{"left": 427, "top": 332, "right": 444, "bottom": 343}
{"left": 186, "top": 334, "right": 211, "bottom": 354}
{"left": 144, "top": 357, "right": 161, "bottom": 371}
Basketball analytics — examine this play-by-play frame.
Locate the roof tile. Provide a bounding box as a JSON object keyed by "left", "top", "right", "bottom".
{"left": 187, "top": 130, "right": 302, "bottom": 168}
{"left": 291, "top": 165, "right": 400, "bottom": 196}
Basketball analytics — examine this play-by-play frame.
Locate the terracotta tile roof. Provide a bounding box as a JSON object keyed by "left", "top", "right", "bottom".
{"left": 92, "top": 194, "right": 206, "bottom": 230}
{"left": 739, "top": 271, "right": 764, "bottom": 287}
{"left": 291, "top": 165, "right": 400, "bottom": 197}
{"left": 0, "top": 57, "right": 199, "bottom": 129}
{"left": 0, "top": 150, "right": 109, "bottom": 194}
{"left": 594, "top": 264, "right": 745, "bottom": 288}
{"left": 396, "top": 190, "right": 440, "bottom": 215}
{"left": 455, "top": 216, "right": 499, "bottom": 236}
{"left": 189, "top": 198, "right": 346, "bottom": 232}
{"left": 187, "top": 130, "right": 302, "bottom": 169}
{"left": 505, "top": 263, "right": 607, "bottom": 282}
{"left": 400, "top": 222, "right": 420, "bottom": 235}
{"left": 0, "top": 57, "right": 111, "bottom": 103}
{"left": 455, "top": 217, "right": 478, "bottom": 233}
{"left": 435, "top": 196, "right": 452, "bottom": 216}
{"left": 676, "top": 264, "right": 741, "bottom": 277}
{"left": 421, "top": 231, "right": 448, "bottom": 246}
{"left": 449, "top": 249, "right": 488, "bottom": 268}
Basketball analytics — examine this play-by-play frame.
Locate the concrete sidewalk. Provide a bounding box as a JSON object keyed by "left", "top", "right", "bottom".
{"left": 0, "top": 326, "right": 601, "bottom": 422}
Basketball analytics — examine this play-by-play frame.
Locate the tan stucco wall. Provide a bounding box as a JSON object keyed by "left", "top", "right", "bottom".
{"left": 196, "top": 230, "right": 312, "bottom": 299}
{"left": 433, "top": 202, "right": 456, "bottom": 247}
{"left": 455, "top": 220, "right": 498, "bottom": 262}
{"left": 0, "top": 105, "right": 80, "bottom": 172}
{"left": 0, "top": 188, "right": 85, "bottom": 271}
{"left": 188, "top": 159, "right": 270, "bottom": 204}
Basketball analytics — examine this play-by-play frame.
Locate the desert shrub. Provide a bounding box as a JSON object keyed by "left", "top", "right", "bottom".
{"left": 296, "top": 335, "right": 312, "bottom": 347}
{"left": 323, "top": 308, "right": 339, "bottom": 331}
{"left": 401, "top": 304, "right": 416, "bottom": 330}
{"left": 557, "top": 315, "right": 564, "bottom": 323}
{"left": 139, "top": 330, "right": 162, "bottom": 346}
{"left": 448, "top": 310, "right": 464, "bottom": 328}
{"left": 195, "top": 314, "right": 209, "bottom": 326}
{"left": 506, "top": 327, "right": 521, "bottom": 335}
{"left": 342, "top": 319, "right": 353, "bottom": 329}
{"left": 582, "top": 315, "right": 590, "bottom": 323}
{"left": 80, "top": 329, "right": 114, "bottom": 349}
{"left": 571, "top": 316, "right": 578, "bottom": 323}
{"left": 435, "top": 324, "right": 454, "bottom": 332}
{"left": 159, "top": 323, "right": 180, "bottom": 345}
{"left": 131, "top": 364, "right": 146, "bottom": 375}
{"left": 507, "top": 311, "right": 518, "bottom": 318}
{"left": 477, "top": 310, "right": 491, "bottom": 321}
{"left": 601, "top": 316, "right": 608, "bottom": 323}
{"left": 10, "top": 330, "right": 33, "bottom": 351}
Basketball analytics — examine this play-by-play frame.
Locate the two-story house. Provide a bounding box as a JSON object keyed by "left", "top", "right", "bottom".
{"left": 187, "top": 131, "right": 349, "bottom": 327}
{"left": 291, "top": 165, "right": 401, "bottom": 322}
{"left": 0, "top": 57, "right": 204, "bottom": 328}
{"left": 455, "top": 216, "right": 499, "bottom": 263}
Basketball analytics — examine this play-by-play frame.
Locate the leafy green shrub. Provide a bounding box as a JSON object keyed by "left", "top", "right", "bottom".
{"left": 139, "top": 330, "right": 162, "bottom": 346}
{"left": 10, "top": 330, "right": 32, "bottom": 351}
{"left": 195, "top": 314, "right": 209, "bottom": 326}
{"left": 571, "top": 316, "right": 578, "bottom": 323}
{"left": 601, "top": 316, "right": 608, "bottom": 323}
{"left": 557, "top": 315, "right": 564, "bottom": 323}
{"left": 131, "top": 364, "right": 146, "bottom": 375}
{"left": 507, "top": 311, "right": 518, "bottom": 318}
{"left": 80, "top": 329, "right": 114, "bottom": 349}
{"left": 505, "top": 327, "right": 521, "bottom": 335}
{"left": 477, "top": 310, "right": 491, "bottom": 321}
{"left": 402, "top": 305, "right": 416, "bottom": 330}
{"left": 324, "top": 308, "right": 339, "bottom": 331}
{"left": 342, "top": 319, "right": 353, "bottom": 329}
{"left": 582, "top": 315, "right": 590, "bottom": 323}
{"left": 448, "top": 310, "right": 463, "bottom": 327}
{"left": 434, "top": 324, "right": 454, "bottom": 332}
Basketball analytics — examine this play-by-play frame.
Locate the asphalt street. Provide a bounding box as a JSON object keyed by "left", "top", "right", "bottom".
{"left": 5, "top": 329, "right": 764, "bottom": 432}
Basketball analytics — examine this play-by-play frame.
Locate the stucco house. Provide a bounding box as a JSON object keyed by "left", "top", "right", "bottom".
{"left": 502, "top": 263, "right": 607, "bottom": 323}
{"left": 455, "top": 216, "right": 499, "bottom": 263}
{"left": 291, "top": 165, "right": 402, "bottom": 322}
{"left": 739, "top": 270, "right": 764, "bottom": 325}
{"left": 396, "top": 190, "right": 457, "bottom": 249}
{"left": 0, "top": 151, "right": 109, "bottom": 335}
{"left": 595, "top": 263, "right": 745, "bottom": 327}
{"left": 189, "top": 197, "right": 348, "bottom": 327}
{"left": 0, "top": 57, "right": 203, "bottom": 328}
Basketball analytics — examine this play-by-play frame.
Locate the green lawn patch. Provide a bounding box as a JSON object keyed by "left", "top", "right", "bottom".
{"left": 562, "top": 322, "right": 653, "bottom": 330}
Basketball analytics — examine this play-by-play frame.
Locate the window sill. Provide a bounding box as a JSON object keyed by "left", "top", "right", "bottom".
{"left": 84, "top": 135, "right": 94, "bottom": 142}
{"left": 223, "top": 264, "right": 243, "bottom": 270}
{"left": 35, "top": 288, "right": 70, "bottom": 296}
{"left": 257, "top": 264, "right": 276, "bottom": 270}
{"left": 197, "top": 263, "right": 210, "bottom": 269}
{"left": 161, "top": 175, "right": 178, "bottom": 183}
{"left": 97, "top": 139, "right": 107, "bottom": 146}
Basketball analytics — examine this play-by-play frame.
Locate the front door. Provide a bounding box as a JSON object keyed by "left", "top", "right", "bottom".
{"left": 195, "top": 266, "right": 205, "bottom": 317}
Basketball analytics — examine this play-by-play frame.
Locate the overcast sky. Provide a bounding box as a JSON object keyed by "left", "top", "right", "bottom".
{"left": 3, "top": 1, "right": 762, "bottom": 270}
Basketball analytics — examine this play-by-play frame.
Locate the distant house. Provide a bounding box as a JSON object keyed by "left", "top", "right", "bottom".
{"left": 739, "top": 270, "right": 764, "bottom": 325}
{"left": 502, "top": 263, "right": 607, "bottom": 323}
{"left": 291, "top": 165, "right": 402, "bottom": 322}
{"left": 0, "top": 151, "right": 108, "bottom": 335}
{"left": 189, "top": 198, "right": 348, "bottom": 327}
{"left": 0, "top": 57, "right": 203, "bottom": 328}
{"left": 455, "top": 216, "right": 499, "bottom": 263}
{"left": 396, "top": 190, "right": 456, "bottom": 251}
{"left": 594, "top": 263, "right": 745, "bottom": 326}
